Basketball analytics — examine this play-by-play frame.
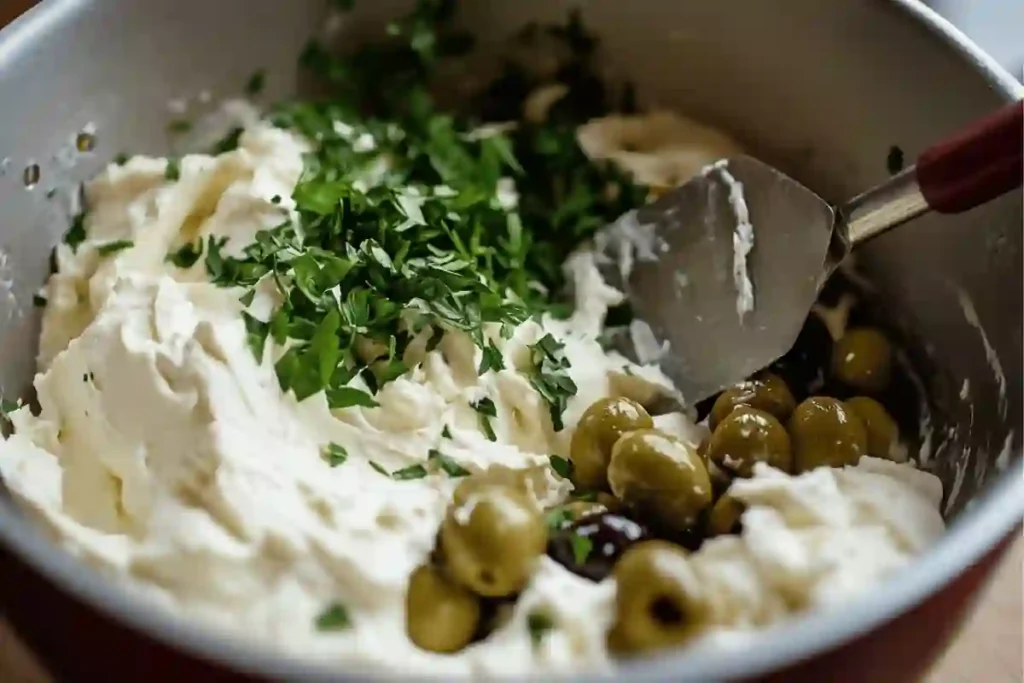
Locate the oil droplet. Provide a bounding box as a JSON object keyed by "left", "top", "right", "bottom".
{"left": 22, "top": 163, "right": 40, "bottom": 189}
{"left": 75, "top": 131, "right": 96, "bottom": 153}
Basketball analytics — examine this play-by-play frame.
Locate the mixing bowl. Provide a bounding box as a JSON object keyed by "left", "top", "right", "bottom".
{"left": 0, "top": 0, "right": 1020, "bottom": 680}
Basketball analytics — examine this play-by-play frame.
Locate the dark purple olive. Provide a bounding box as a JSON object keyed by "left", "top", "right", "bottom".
{"left": 547, "top": 512, "right": 649, "bottom": 582}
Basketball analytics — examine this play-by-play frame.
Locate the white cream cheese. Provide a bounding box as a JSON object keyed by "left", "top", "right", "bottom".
{"left": 0, "top": 120, "right": 945, "bottom": 675}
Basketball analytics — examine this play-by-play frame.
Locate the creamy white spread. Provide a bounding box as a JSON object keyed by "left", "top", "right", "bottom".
{"left": 0, "top": 118, "right": 945, "bottom": 676}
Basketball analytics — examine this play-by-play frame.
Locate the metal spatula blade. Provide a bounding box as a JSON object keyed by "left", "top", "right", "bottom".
{"left": 599, "top": 101, "right": 1022, "bottom": 406}
{"left": 599, "top": 156, "right": 834, "bottom": 404}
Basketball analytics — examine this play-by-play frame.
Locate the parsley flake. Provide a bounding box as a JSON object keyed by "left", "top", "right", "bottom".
{"left": 428, "top": 449, "right": 470, "bottom": 477}
{"left": 315, "top": 603, "right": 351, "bottom": 631}
{"left": 528, "top": 335, "right": 577, "bottom": 431}
{"left": 167, "top": 241, "right": 203, "bottom": 269}
{"left": 527, "top": 611, "right": 555, "bottom": 647}
{"left": 64, "top": 213, "right": 87, "bottom": 251}
{"left": 322, "top": 442, "right": 348, "bottom": 467}
{"left": 165, "top": 158, "right": 181, "bottom": 181}
{"left": 471, "top": 397, "right": 498, "bottom": 441}
{"left": 96, "top": 239, "right": 134, "bottom": 257}
{"left": 441, "top": 425, "right": 453, "bottom": 439}
{"left": 392, "top": 464, "right": 428, "bottom": 480}
{"left": 167, "top": 119, "right": 193, "bottom": 135}
{"left": 548, "top": 454, "right": 573, "bottom": 479}
{"left": 571, "top": 534, "right": 593, "bottom": 566}
{"left": 369, "top": 461, "right": 390, "bottom": 477}
{"left": 245, "top": 69, "right": 267, "bottom": 97}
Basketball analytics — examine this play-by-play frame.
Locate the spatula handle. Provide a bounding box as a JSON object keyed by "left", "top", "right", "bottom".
{"left": 842, "top": 100, "right": 1022, "bottom": 247}
{"left": 917, "top": 100, "right": 1023, "bottom": 213}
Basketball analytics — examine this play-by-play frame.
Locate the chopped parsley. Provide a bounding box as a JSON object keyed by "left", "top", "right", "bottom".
{"left": 0, "top": 397, "right": 20, "bottom": 423}
{"left": 165, "top": 158, "right": 181, "bottom": 181}
{"left": 315, "top": 603, "right": 352, "bottom": 631}
{"left": 570, "top": 534, "right": 593, "bottom": 566}
{"left": 96, "top": 239, "right": 134, "bottom": 256}
{"left": 544, "top": 507, "right": 573, "bottom": 532}
{"left": 211, "top": 127, "right": 244, "bottom": 154}
{"left": 471, "top": 397, "right": 498, "bottom": 441}
{"left": 441, "top": 424, "right": 453, "bottom": 439}
{"left": 64, "top": 213, "right": 87, "bottom": 251}
{"left": 245, "top": 69, "right": 267, "bottom": 97}
{"left": 322, "top": 442, "right": 348, "bottom": 467}
{"left": 886, "top": 145, "right": 905, "bottom": 175}
{"left": 428, "top": 448, "right": 470, "bottom": 477}
{"left": 113, "top": 152, "right": 129, "bottom": 165}
{"left": 391, "top": 463, "right": 428, "bottom": 480}
{"left": 174, "top": 0, "right": 645, "bottom": 423}
{"left": 32, "top": 293, "right": 47, "bottom": 308}
{"left": 527, "top": 611, "right": 555, "bottom": 647}
{"left": 369, "top": 461, "right": 390, "bottom": 476}
{"left": 527, "top": 335, "right": 577, "bottom": 431}
{"left": 167, "top": 241, "right": 204, "bottom": 269}
{"left": 548, "top": 454, "right": 573, "bottom": 479}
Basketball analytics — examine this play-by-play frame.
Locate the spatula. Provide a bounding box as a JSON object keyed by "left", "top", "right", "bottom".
{"left": 599, "top": 100, "right": 1023, "bottom": 405}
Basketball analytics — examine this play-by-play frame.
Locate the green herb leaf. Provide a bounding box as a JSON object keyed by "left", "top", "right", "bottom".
{"left": 245, "top": 69, "right": 267, "bottom": 97}
{"left": 165, "top": 158, "right": 181, "bottom": 181}
{"left": 113, "top": 152, "right": 129, "bottom": 165}
{"left": 570, "top": 534, "right": 593, "bottom": 566}
{"left": 441, "top": 424, "right": 452, "bottom": 439}
{"left": 528, "top": 335, "right": 577, "bottom": 431}
{"left": 527, "top": 611, "right": 555, "bottom": 647}
{"left": 322, "top": 442, "right": 348, "bottom": 467}
{"left": 369, "top": 460, "right": 390, "bottom": 477}
{"left": 477, "top": 340, "right": 504, "bottom": 374}
{"left": 32, "top": 293, "right": 47, "bottom": 308}
{"left": 211, "top": 127, "right": 244, "bottom": 154}
{"left": 428, "top": 449, "right": 470, "bottom": 477}
{"left": 471, "top": 397, "right": 498, "bottom": 441}
{"left": 315, "top": 603, "right": 351, "bottom": 631}
{"left": 96, "top": 239, "right": 134, "bottom": 256}
{"left": 544, "top": 507, "right": 573, "bottom": 532}
{"left": 548, "top": 454, "right": 573, "bottom": 479}
{"left": 0, "top": 397, "right": 21, "bottom": 422}
{"left": 326, "top": 387, "right": 380, "bottom": 410}
{"left": 64, "top": 213, "right": 87, "bottom": 251}
{"left": 167, "top": 241, "right": 204, "bottom": 269}
{"left": 391, "top": 463, "right": 428, "bottom": 480}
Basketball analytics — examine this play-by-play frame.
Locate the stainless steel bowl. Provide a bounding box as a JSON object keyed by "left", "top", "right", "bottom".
{"left": 0, "top": 1, "right": 1020, "bottom": 681}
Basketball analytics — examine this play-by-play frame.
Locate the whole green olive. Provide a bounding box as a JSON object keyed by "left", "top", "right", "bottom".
{"left": 607, "top": 429, "right": 712, "bottom": 532}
{"left": 788, "top": 396, "right": 868, "bottom": 473}
{"left": 831, "top": 327, "right": 893, "bottom": 393}
{"left": 845, "top": 396, "right": 902, "bottom": 460}
{"left": 706, "top": 406, "right": 792, "bottom": 477}
{"left": 405, "top": 564, "right": 480, "bottom": 653}
{"left": 607, "top": 540, "right": 707, "bottom": 655}
{"left": 709, "top": 372, "right": 797, "bottom": 430}
{"left": 570, "top": 397, "right": 654, "bottom": 491}
{"left": 706, "top": 493, "right": 745, "bottom": 537}
{"left": 441, "top": 485, "right": 547, "bottom": 597}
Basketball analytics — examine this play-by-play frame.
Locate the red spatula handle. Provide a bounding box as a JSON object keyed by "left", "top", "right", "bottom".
{"left": 917, "top": 100, "right": 1023, "bottom": 213}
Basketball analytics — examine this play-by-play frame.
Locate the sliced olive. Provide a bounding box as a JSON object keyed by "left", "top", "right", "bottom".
{"left": 607, "top": 541, "right": 707, "bottom": 655}
{"left": 788, "top": 396, "right": 868, "bottom": 473}
{"left": 548, "top": 511, "right": 649, "bottom": 582}
{"left": 709, "top": 372, "right": 796, "bottom": 430}
{"left": 570, "top": 397, "right": 654, "bottom": 491}
{"left": 844, "top": 396, "right": 901, "bottom": 460}
{"left": 831, "top": 327, "right": 893, "bottom": 393}
{"left": 607, "top": 429, "right": 712, "bottom": 532}
{"left": 706, "top": 406, "right": 792, "bottom": 477}
{"left": 406, "top": 564, "right": 480, "bottom": 653}
{"left": 441, "top": 485, "right": 547, "bottom": 597}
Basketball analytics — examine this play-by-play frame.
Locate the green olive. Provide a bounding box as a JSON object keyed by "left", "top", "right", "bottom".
{"left": 607, "top": 429, "right": 712, "bottom": 532}
{"left": 405, "top": 564, "right": 480, "bottom": 653}
{"left": 845, "top": 396, "right": 901, "bottom": 460}
{"left": 441, "top": 485, "right": 547, "bottom": 597}
{"left": 788, "top": 397, "right": 868, "bottom": 473}
{"left": 570, "top": 397, "right": 654, "bottom": 491}
{"left": 831, "top": 327, "right": 893, "bottom": 393}
{"left": 706, "top": 493, "right": 745, "bottom": 537}
{"left": 706, "top": 406, "right": 792, "bottom": 477}
{"left": 709, "top": 372, "right": 796, "bottom": 430}
{"left": 607, "top": 540, "right": 707, "bottom": 655}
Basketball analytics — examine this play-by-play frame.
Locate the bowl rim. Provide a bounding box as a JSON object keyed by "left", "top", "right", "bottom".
{"left": 0, "top": 0, "right": 1021, "bottom": 681}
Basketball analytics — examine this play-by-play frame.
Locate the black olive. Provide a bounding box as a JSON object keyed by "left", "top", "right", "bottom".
{"left": 548, "top": 512, "right": 649, "bottom": 582}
